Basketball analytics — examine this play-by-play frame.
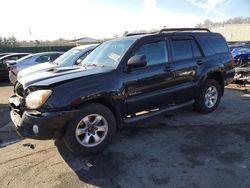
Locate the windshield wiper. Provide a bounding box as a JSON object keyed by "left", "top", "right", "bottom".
{"left": 82, "top": 63, "right": 105, "bottom": 67}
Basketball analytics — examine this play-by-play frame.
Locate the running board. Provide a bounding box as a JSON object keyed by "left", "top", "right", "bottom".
{"left": 124, "top": 100, "right": 194, "bottom": 123}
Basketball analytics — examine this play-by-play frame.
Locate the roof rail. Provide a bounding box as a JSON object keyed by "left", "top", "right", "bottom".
{"left": 159, "top": 28, "right": 210, "bottom": 33}
{"left": 126, "top": 32, "right": 148, "bottom": 37}
{"left": 126, "top": 31, "right": 158, "bottom": 37}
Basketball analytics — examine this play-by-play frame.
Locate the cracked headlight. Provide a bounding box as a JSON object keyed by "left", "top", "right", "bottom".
{"left": 26, "top": 90, "right": 52, "bottom": 109}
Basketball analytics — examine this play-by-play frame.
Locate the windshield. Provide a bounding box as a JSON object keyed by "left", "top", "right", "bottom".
{"left": 81, "top": 38, "right": 136, "bottom": 68}
{"left": 53, "top": 47, "right": 84, "bottom": 66}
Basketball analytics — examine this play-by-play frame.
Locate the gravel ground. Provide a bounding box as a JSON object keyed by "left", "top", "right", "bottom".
{"left": 0, "top": 82, "right": 249, "bottom": 188}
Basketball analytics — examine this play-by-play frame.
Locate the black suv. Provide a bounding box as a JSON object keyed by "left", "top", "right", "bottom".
{"left": 9, "top": 28, "right": 235, "bottom": 156}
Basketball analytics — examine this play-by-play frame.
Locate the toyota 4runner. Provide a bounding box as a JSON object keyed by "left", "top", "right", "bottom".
{"left": 9, "top": 28, "right": 235, "bottom": 156}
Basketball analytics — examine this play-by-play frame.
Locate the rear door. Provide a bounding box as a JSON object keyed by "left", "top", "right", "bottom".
{"left": 123, "top": 37, "right": 176, "bottom": 114}
{"left": 169, "top": 36, "right": 203, "bottom": 103}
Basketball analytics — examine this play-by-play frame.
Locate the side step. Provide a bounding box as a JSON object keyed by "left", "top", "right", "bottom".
{"left": 124, "top": 100, "right": 194, "bottom": 123}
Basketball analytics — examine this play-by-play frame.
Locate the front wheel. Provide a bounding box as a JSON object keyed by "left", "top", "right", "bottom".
{"left": 63, "top": 103, "right": 116, "bottom": 156}
{"left": 194, "top": 79, "right": 222, "bottom": 114}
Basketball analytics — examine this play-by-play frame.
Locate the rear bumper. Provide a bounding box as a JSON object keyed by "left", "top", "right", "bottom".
{"left": 225, "top": 69, "right": 235, "bottom": 85}
{"left": 10, "top": 109, "right": 78, "bottom": 140}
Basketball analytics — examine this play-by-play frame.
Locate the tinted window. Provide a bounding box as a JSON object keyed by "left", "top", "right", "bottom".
{"left": 208, "top": 36, "right": 229, "bottom": 53}
{"left": 172, "top": 40, "right": 193, "bottom": 61}
{"left": 134, "top": 41, "right": 168, "bottom": 66}
{"left": 200, "top": 35, "right": 229, "bottom": 55}
{"left": 191, "top": 40, "right": 202, "bottom": 57}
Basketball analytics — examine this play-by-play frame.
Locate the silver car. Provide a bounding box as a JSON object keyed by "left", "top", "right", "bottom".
{"left": 7, "top": 52, "right": 63, "bottom": 84}
{"left": 16, "top": 44, "right": 98, "bottom": 82}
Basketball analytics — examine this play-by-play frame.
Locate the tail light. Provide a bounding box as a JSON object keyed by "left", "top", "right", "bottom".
{"left": 230, "top": 53, "right": 236, "bottom": 68}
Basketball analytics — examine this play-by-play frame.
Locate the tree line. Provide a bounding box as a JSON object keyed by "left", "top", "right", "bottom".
{"left": 0, "top": 37, "right": 73, "bottom": 48}
{"left": 0, "top": 36, "right": 19, "bottom": 48}
{"left": 196, "top": 17, "right": 250, "bottom": 28}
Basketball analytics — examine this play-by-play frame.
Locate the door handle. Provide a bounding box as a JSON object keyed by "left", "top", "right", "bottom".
{"left": 197, "top": 59, "right": 204, "bottom": 65}
{"left": 164, "top": 66, "right": 173, "bottom": 72}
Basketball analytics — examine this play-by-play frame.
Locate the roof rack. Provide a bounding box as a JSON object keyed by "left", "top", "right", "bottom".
{"left": 126, "top": 31, "right": 158, "bottom": 37}
{"left": 126, "top": 32, "right": 148, "bottom": 37}
{"left": 159, "top": 28, "right": 210, "bottom": 33}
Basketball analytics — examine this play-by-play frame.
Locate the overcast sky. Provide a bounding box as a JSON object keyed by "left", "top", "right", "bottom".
{"left": 0, "top": 0, "right": 249, "bottom": 41}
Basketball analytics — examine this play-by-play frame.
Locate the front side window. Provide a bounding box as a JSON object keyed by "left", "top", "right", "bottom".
{"left": 35, "top": 55, "right": 50, "bottom": 63}
{"left": 81, "top": 38, "right": 136, "bottom": 68}
{"left": 134, "top": 41, "right": 168, "bottom": 66}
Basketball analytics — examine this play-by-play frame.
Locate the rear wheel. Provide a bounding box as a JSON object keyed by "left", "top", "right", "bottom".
{"left": 63, "top": 103, "right": 116, "bottom": 156}
{"left": 194, "top": 79, "right": 222, "bottom": 114}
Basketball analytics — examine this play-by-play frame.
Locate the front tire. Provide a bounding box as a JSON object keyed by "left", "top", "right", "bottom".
{"left": 63, "top": 103, "right": 116, "bottom": 156}
{"left": 194, "top": 79, "right": 222, "bottom": 114}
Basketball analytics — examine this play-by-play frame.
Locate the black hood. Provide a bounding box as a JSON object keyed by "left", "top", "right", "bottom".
{"left": 18, "top": 66, "right": 113, "bottom": 89}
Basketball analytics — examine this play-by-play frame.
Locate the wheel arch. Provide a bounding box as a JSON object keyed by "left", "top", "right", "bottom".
{"left": 200, "top": 70, "right": 224, "bottom": 96}
{"left": 78, "top": 97, "right": 124, "bottom": 128}
{"left": 206, "top": 71, "right": 224, "bottom": 96}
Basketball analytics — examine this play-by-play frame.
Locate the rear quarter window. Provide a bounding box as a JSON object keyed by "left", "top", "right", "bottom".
{"left": 199, "top": 35, "right": 229, "bottom": 55}
{"left": 208, "top": 36, "right": 229, "bottom": 53}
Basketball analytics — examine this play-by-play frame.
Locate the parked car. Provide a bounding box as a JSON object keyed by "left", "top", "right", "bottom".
{"left": 9, "top": 28, "right": 235, "bottom": 156}
{"left": 231, "top": 48, "right": 250, "bottom": 83}
{"left": 0, "top": 53, "right": 30, "bottom": 81}
{"left": 228, "top": 41, "right": 250, "bottom": 51}
{"left": 7, "top": 52, "right": 63, "bottom": 84}
{"left": 0, "top": 53, "right": 13, "bottom": 58}
{"left": 17, "top": 44, "right": 98, "bottom": 80}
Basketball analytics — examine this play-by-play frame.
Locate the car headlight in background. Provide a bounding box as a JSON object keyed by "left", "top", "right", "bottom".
{"left": 26, "top": 90, "right": 52, "bottom": 109}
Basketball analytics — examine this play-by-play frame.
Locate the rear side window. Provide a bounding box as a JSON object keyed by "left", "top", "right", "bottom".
{"left": 134, "top": 41, "right": 168, "bottom": 66}
{"left": 172, "top": 40, "right": 193, "bottom": 61}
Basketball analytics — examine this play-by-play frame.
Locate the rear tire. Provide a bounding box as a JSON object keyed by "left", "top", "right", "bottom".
{"left": 63, "top": 102, "right": 116, "bottom": 156}
{"left": 194, "top": 79, "right": 222, "bottom": 114}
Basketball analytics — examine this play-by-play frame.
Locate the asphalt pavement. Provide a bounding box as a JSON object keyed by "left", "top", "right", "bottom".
{"left": 0, "top": 82, "right": 249, "bottom": 188}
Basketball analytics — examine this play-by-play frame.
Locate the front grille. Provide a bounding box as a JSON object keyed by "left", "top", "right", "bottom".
{"left": 14, "top": 82, "right": 25, "bottom": 97}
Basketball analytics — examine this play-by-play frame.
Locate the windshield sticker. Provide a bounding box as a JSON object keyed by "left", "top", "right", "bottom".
{"left": 108, "top": 53, "right": 120, "bottom": 61}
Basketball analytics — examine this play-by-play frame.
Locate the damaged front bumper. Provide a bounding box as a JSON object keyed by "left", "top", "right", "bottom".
{"left": 9, "top": 95, "right": 79, "bottom": 140}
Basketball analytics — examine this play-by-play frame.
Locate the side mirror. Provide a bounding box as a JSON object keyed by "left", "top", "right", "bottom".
{"left": 75, "top": 59, "right": 82, "bottom": 65}
{"left": 127, "top": 55, "right": 147, "bottom": 70}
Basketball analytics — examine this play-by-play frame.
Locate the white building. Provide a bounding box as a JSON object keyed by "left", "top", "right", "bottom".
{"left": 209, "top": 24, "right": 250, "bottom": 42}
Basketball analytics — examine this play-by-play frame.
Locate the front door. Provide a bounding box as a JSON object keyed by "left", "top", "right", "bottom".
{"left": 123, "top": 38, "right": 175, "bottom": 115}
